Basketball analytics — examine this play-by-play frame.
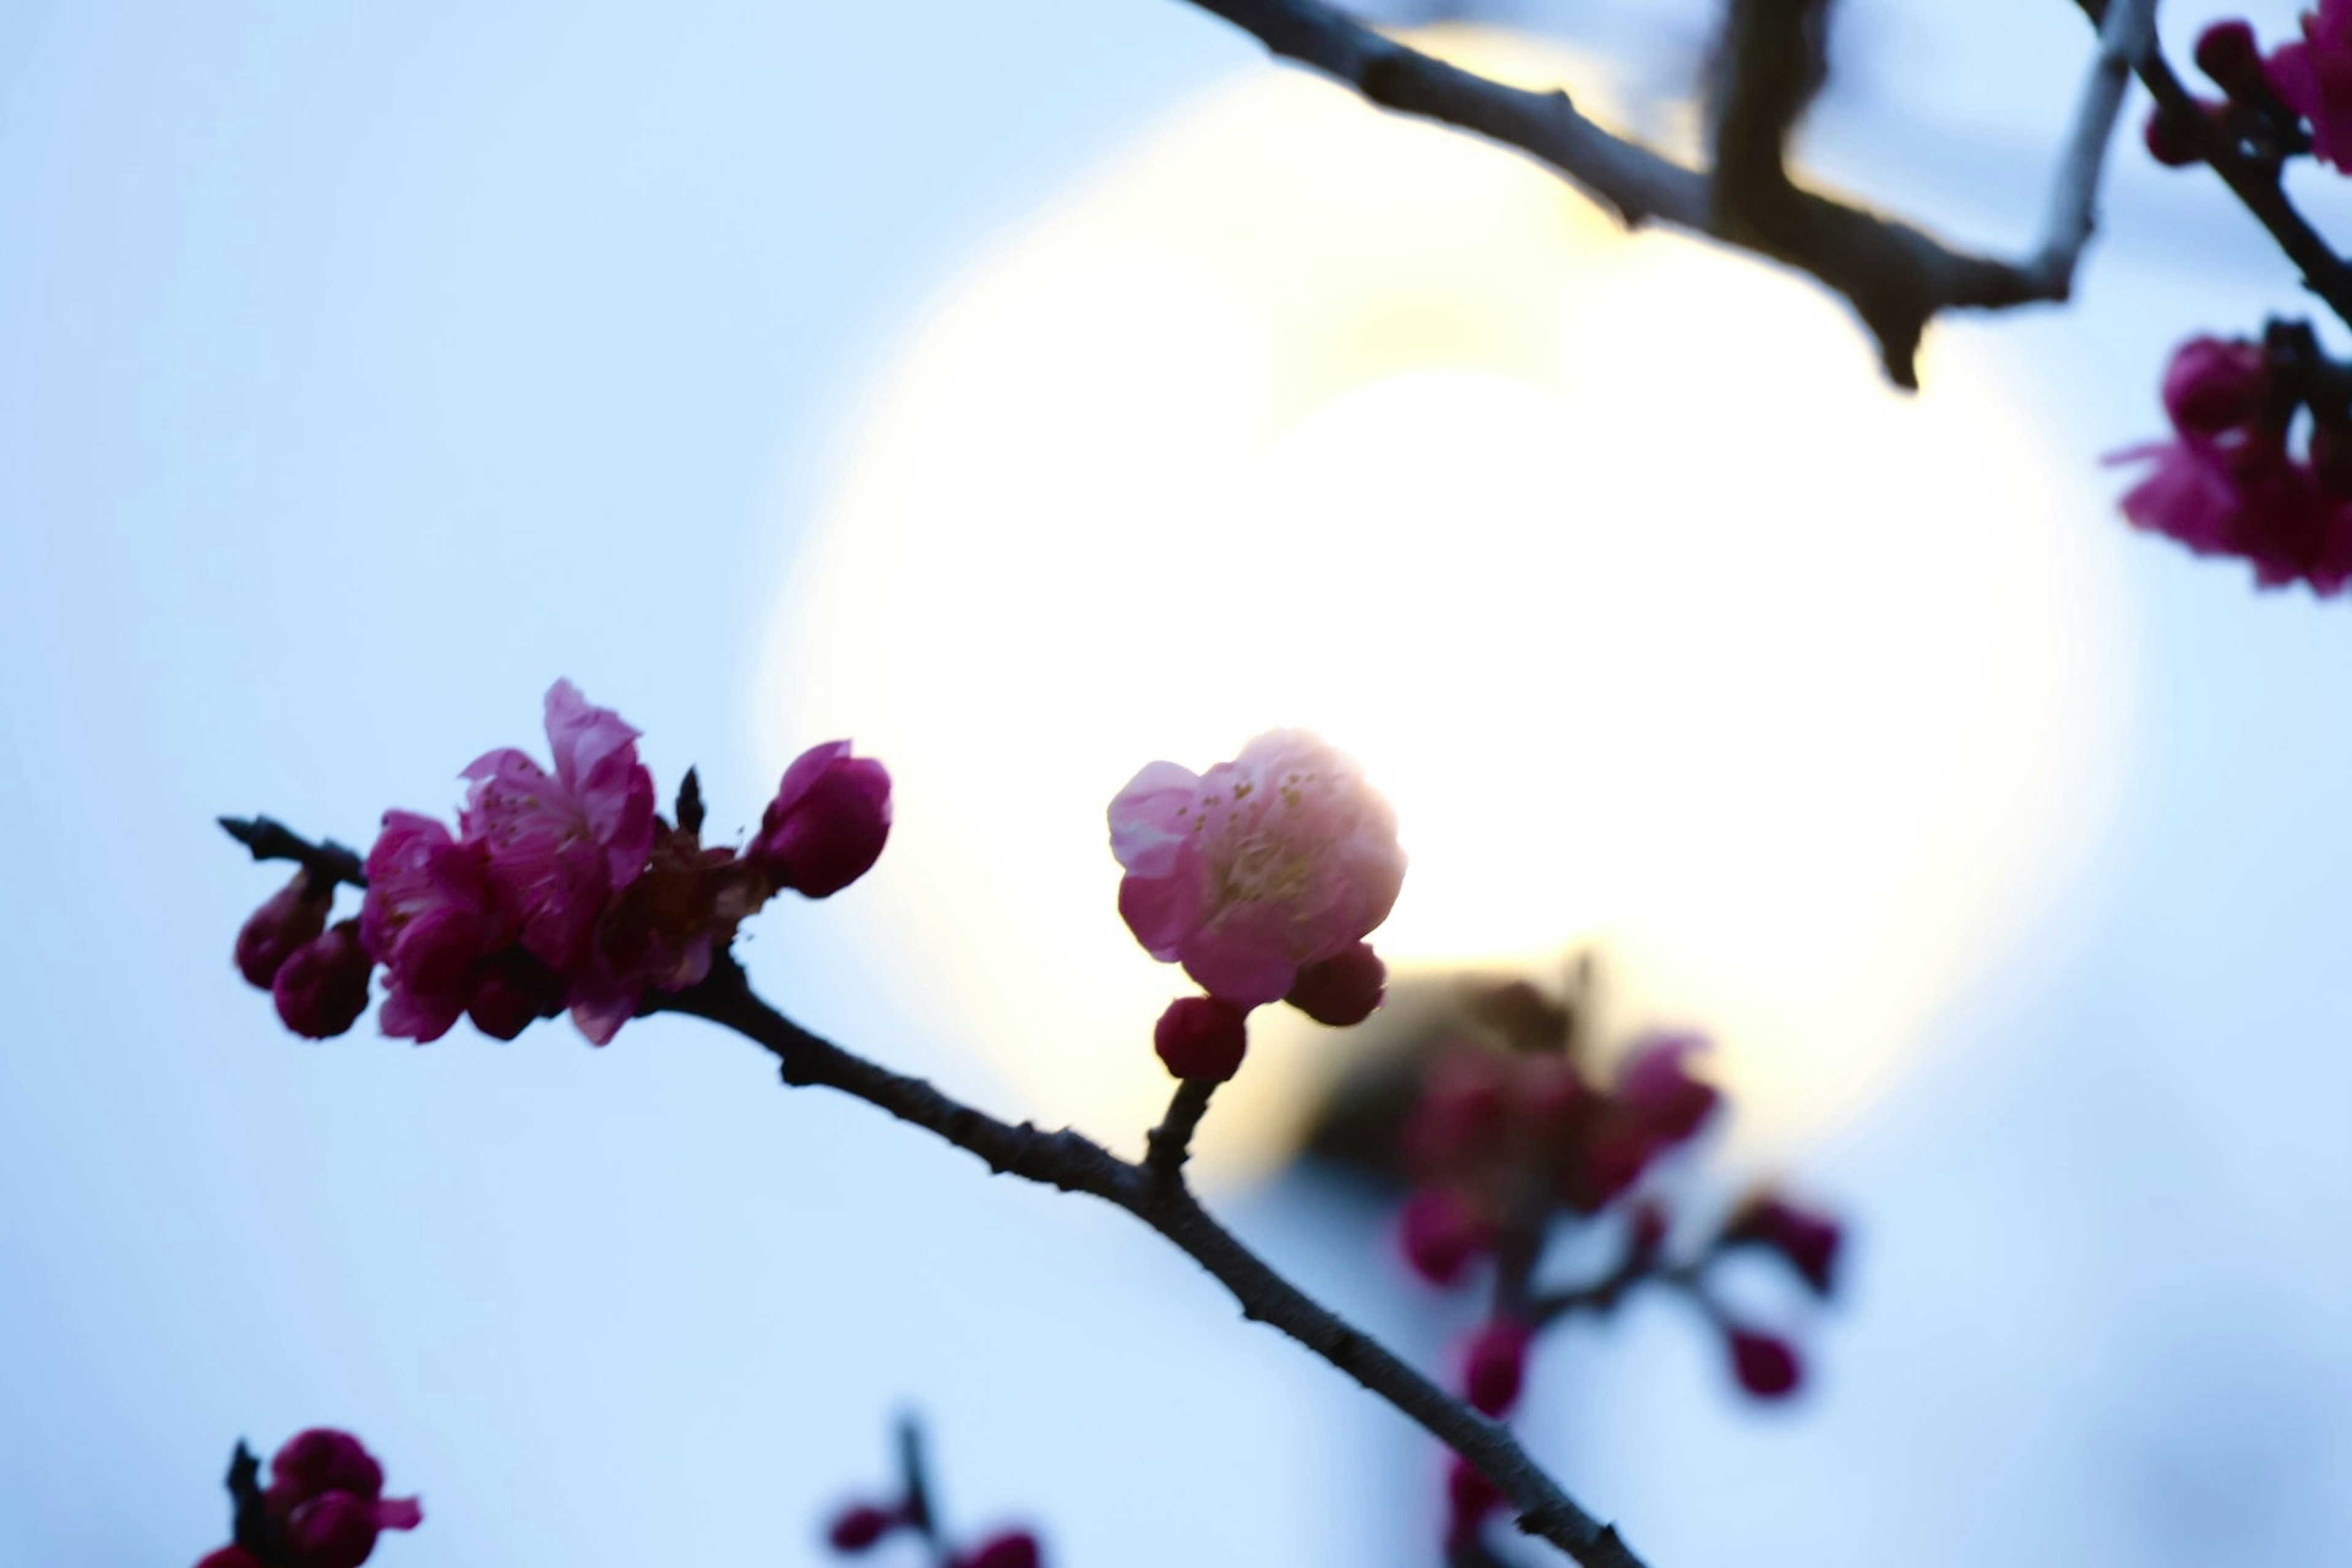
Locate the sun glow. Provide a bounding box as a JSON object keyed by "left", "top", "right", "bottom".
{"left": 759, "top": 29, "right": 2136, "bottom": 1179}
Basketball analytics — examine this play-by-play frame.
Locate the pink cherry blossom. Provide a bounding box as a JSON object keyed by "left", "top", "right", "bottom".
{"left": 2268, "top": 1, "right": 2352, "bottom": 168}
{"left": 360, "top": 812, "right": 514, "bottom": 1042}
{"left": 1109, "top": 731, "right": 1405, "bottom": 1008}
{"left": 2111, "top": 434, "right": 2352, "bottom": 592}
{"left": 460, "top": 680, "right": 656, "bottom": 973}
{"left": 2161, "top": 336, "right": 2266, "bottom": 435}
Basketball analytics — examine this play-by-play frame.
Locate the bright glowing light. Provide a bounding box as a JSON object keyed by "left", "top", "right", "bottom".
{"left": 758, "top": 29, "right": 2136, "bottom": 1179}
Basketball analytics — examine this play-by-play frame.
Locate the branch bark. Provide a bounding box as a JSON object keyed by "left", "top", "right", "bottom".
{"left": 1166, "top": 0, "right": 2155, "bottom": 386}
{"left": 656, "top": 957, "right": 1646, "bottom": 1568}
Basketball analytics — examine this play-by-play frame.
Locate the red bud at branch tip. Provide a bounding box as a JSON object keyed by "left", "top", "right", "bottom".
{"left": 1727, "top": 1326, "right": 1803, "bottom": 1400}
{"left": 272, "top": 922, "right": 373, "bottom": 1039}
{"left": 956, "top": 1530, "right": 1042, "bottom": 1568}
{"left": 1153, "top": 996, "right": 1248, "bottom": 1082}
{"left": 1462, "top": 1317, "right": 1533, "bottom": 1417}
{"left": 2194, "top": 20, "right": 2266, "bottom": 99}
{"left": 826, "top": 1502, "right": 903, "bottom": 1553}
{"left": 1283, "top": 941, "right": 1386, "bottom": 1026}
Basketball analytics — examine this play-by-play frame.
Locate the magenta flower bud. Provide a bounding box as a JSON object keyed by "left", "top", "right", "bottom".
{"left": 284, "top": 1491, "right": 381, "bottom": 1568}
{"left": 1615, "top": 1033, "right": 1719, "bottom": 1146}
{"left": 272, "top": 922, "right": 373, "bottom": 1039}
{"left": 2196, "top": 20, "right": 2267, "bottom": 97}
{"left": 238, "top": 871, "right": 335, "bottom": 989}
{"left": 1282, "top": 941, "right": 1386, "bottom": 1026}
{"left": 2143, "top": 101, "right": 2212, "bottom": 167}
{"left": 466, "top": 948, "right": 565, "bottom": 1041}
{"left": 956, "top": 1530, "right": 1042, "bottom": 1568}
{"left": 1444, "top": 1455, "right": 1502, "bottom": 1540}
{"left": 1727, "top": 1327, "right": 1802, "bottom": 1400}
{"left": 1153, "top": 995, "right": 1249, "bottom": 1082}
{"left": 270, "top": 1428, "right": 386, "bottom": 1506}
{"left": 1398, "top": 1187, "right": 1491, "bottom": 1286}
{"left": 2267, "top": 9, "right": 2352, "bottom": 170}
{"left": 2163, "top": 336, "right": 2267, "bottom": 435}
{"left": 1461, "top": 1317, "right": 1532, "bottom": 1417}
{"left": 826, "top": 1502, "right": 903, "bottom": 1553}
{"left": 753, "top": 741, "right": 893, "bottom": 899}
{"left": 1724, "top": 1196, "right": 1843, "bottom": 1297}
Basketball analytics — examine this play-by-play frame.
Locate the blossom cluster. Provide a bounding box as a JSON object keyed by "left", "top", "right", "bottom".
{"left": 2110, "top": 328, "right": 2352, "bottom": 594}
{"left": 2143, "top": 17, "right": 2329, "bottom": 169}
{"left": 195, "top": 1429, "right": 420, "bottom": 1568}
{"left": 824, "top": 1429, "right": 1042, "bottom": 1568}
{"left": 1378, "top": 979, "right": 1842, "bottom": 1555}
{"left": 1109, "top": 729, "right": 1406, "bottom": 1080}
{"left": 233, "top": 681, "right": 891, "bottom": 1046}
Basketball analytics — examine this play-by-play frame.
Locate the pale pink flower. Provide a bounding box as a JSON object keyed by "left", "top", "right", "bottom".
{"left": 460, "top": 680, "right": 656, "bottom": 973}
{"left": 2269, "top": 1, "right": 2352, "bottom": 168}
{"left": 1109, "top": 731, "right": 1405, "bottom": 1008}
{"left": 360, "top": 811, "right": 514, "bottom": 1042}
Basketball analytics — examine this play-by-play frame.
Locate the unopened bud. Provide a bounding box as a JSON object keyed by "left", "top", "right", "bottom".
{"left": 272, "top": 922, "right": 373, "bottom": 1039}
{"left": 2163, "top": 336, "right": 2267, "bottom": 435}
{"left": 1283, "top": 942, "right": 1385, "bottom": 1027}
{"left": 1398, "top": 1188, "right": 1491, "bottom": 1286}
{"left": 752, "top": 742, "right": 892, "bottom": 899}
{"left": 1722, "top": 1195, "right": 1843, "bottom": 1297}
{"left": 2194, "top": 20, "right": 2266, "bottom": 100}
{"left": 956, "top": 1531, "right": 1042, "bottom": 1568}
{"left": 1727, "top": 1326, "right": 1802, "bottom": 1399}
{"left": 2144, "top": 100, "right": 2213, "bottom": 167}
{"left": 826, "top": 1502, "right": 903, "bottom": 1553}
{"left": 236, "top": 871, "right": 333, "bottom": 988}
{"left": 1461, "top": 1317, "right": 1533, "bottom": 1417}
{"left": 1153, "top": 995, "right": 1248, "bottom": 1082}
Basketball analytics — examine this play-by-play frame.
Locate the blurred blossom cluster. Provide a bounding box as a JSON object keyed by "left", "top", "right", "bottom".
{"left": 195, "top": 1430, "right": 420, "bottom": 1568}
{"left": 1308, "top": 968, "right": 1844, "bottom": 1557}
{"left": 232, "top": 681, "right": 891, "bottom": 1046}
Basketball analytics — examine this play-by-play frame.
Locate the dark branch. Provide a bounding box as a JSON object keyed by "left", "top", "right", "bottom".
{"left": 655, "top": 957, "right": 1645, "bottom": 1568}
{"left": 2074, "top": 0, "right": 2352, "bottom": 333}
{"left": 1144, "top": 1077, "right": 1219, "bottom": 1191}
{"left": 218, "top": 816, "right": 368, "bottom": 890}
{"left": 1167, "top": 0, "right": 2150, "bottom": 386}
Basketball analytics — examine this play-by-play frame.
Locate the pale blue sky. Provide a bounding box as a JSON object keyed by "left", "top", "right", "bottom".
{"left": 6, "top": 2, "right": 2352, "bottom": 1566}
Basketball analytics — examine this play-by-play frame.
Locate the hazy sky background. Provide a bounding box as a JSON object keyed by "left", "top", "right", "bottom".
{"left": 6, "top": 2, "right": 2352, "bottom": 1565}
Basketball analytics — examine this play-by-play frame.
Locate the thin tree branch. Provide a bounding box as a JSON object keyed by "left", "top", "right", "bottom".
{"left": 2073, "top": 0, "right": 2352, "bottom": 331}
{"left": 1166, "top": 0, "right": 2150, "bottom": 386}
{"left": 218, "top": 815, "right": 368, "bottom": 890}
{"left": 655, "top": 956, "right": 1645, "bottom": 1568}
{"left": 1144, "top": 1078, "right": 1218, "bottom": 1190}
{"left": 2024, "top": 0, "right": 2157, "bottom": 299}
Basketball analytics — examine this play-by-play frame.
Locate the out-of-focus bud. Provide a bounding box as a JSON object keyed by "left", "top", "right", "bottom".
{"left": 1283, "top": 942, "right": 1386, "bottom": 1027}
{"left": 237, "top": 870, "right": 334, "bottom": 988}
{"left": 195, "top": 1550, "right": 267, "bottom": 1568}
{"left": 956, "top": 1531, "right": 1042, "bottom": 1568}
{"left": 466, "top": 948, "right": 565, "bottom": 1041}
{"left": 2163, "top": 336, "right": 2267, "bottom": 435}
{"left": 1444, "top": 1455, "right": 1502, "bottom": 1542}
{"left": 1153, "top": 995, "right": 1249, "bottom": 1082}
{"left": 2144, "top": 100, "right": 2214, "bottom": 167}
{"left": 285, "top": 1493, "right": 380, "bottom": 1568}
{"left": 272, "top": 922, "right": 373, "bottom": 1039}
{"left": 1722, "top": 1194, "right": 1843, "bottom": 1297}
{"left": 1517, "top": 1055, "right": 1587, "bottom": 1133}
{"left": 1398, "top": 1187, "right": 1492, "bottom": 1286}
{"left": 752, "top": 741, "right": 893, "bottom": 899}
{"left": 1727, "top": 1326, "right": 1802, "bottom": 1399}
{"left": 826, "top": 1502, "right": 903, "bottom": 1553}
{"left": 1461, "top": 1317, "right": 1533, "bottom": 1417}
{"left": 2196, "top": 20, "right": 2268, "bottom": 99}
{"left": 1406, "top": 1047, "right": 1512, "bottom": 1168}
{"left": 1615, "top": 1033, "right": 1719, "bottom": 1147}
{"left": 269, "top": 1428, "right": 385, "bottom": 1509}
